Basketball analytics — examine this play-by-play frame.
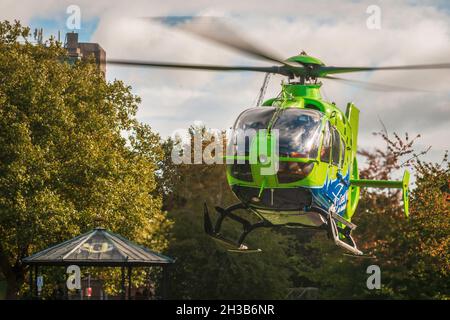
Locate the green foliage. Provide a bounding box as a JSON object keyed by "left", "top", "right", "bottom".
{"left": 0, "top": 20, "right": 171, "bottom": 298}
{"left": 291, "top": 132, "right": 449, "bottom": 299}
{"left": 1, "top": 19, "right": 447, "bottom": 300}
{"left": 162, "top": 125, "right": 449, "bottom": 299}
{"left": 163, "top": 126, "right": 292, "bottom": 299}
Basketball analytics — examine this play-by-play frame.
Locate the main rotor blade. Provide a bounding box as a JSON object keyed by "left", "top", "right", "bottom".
{"left": 317, "top": 63, "right": 450, "bottom": 77}
{"left": 323, "top": 75, "right": 429, "bottom": 92}
{"left": 146, "top": 16, "right": 290, "bottom": 66}
{"left": 107, "top": 59, "right": 290, "bottom": 74}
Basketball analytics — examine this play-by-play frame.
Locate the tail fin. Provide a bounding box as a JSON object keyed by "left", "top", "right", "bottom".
{"left": 401, "top": 171, "right": 410, "bottom": 218}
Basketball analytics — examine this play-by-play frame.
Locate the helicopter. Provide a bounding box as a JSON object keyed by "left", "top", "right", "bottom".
{"left": 108, "top": 18, "right": 450, "bottom": 256}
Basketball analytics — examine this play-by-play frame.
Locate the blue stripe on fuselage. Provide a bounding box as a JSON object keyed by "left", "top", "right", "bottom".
{"left": 309, "top": 169, "right": 350, "bottom": 216}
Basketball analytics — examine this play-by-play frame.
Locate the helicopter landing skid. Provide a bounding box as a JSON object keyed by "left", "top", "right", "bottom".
{"left": 203, "top": 203, "right": 269, "bottom": 253}
{"left": 327, "top": 207, "right": 363, "bottom": 256}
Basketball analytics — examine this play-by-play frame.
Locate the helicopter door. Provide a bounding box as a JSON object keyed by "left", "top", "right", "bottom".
{"left": 327, "top": 126, "right": 347, "bottom": 214}
{"left": 319, "top": 122, "right": 333, "bottom": 207}
{"left": 320, "top": 122, "right": 332, "bottom": 163}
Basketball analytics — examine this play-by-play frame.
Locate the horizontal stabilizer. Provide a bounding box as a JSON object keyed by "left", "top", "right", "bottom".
{"left": 350, "top": 170, "right": 410, "bottom": 218}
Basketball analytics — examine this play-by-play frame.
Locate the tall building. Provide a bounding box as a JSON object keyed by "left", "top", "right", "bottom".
{"left": 65, "top": 32, "right": 106, "bottom": 76}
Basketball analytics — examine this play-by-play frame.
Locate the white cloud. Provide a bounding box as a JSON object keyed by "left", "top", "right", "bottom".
{"left": 2, "top": 0, "right": 449, "bottom": 163}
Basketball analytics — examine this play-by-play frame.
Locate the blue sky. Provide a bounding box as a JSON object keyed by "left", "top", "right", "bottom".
{"left": 28, "top": 16, "right": 99, "bottom": 42}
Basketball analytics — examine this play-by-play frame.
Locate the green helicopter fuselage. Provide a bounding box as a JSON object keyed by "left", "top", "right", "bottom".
{"left": 225, "top": 81, "right": 408, "bottom": 228}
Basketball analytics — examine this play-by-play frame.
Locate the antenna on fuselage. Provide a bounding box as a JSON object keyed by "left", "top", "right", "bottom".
{"left": 254, "top": 73, "right": 271, "bottom": 106}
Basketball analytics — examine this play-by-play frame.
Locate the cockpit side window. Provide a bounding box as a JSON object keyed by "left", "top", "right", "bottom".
{"left": 331, "top": 126, "right": 341, "bottom": 166}
{"left": 320, "top": 122, "right": 332, "bottom": 163}
{"left": 233, "top": 107, "right": 276, "bottom": 131}
{"left": 230, "top": 107, "right": 276, "bottom": 156}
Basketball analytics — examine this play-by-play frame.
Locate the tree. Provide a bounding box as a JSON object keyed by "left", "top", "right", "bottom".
{"left": 163, "top": 126, "right": 293, "bottom": 299}
{"left": 292, "top": 132, "right": 449, "bottom": 299}
{"left": 162, "top": 124, "right": 449, "bottom": 299}
{"left": 0, "top": 21, "right": 171, "bottom": 299}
